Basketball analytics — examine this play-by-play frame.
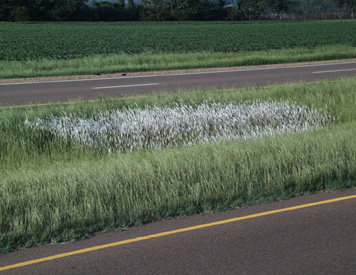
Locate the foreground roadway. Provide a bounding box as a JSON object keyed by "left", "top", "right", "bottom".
{"left": 1, "top": 189, "right": 356, "bottom": 274}
{"left": 1, "top": 60, "right": 356, "bottom": 106}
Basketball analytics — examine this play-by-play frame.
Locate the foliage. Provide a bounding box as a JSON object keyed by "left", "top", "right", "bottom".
{"left": 1, "top": 77, "right": 356, "bottom": 253}
{"left": 0, "top": 0, "right": 355, "bottom": 21}
{"left": 0, "top": 0, "right": 91, "bottom": 21}
{"left": 25, "top": 100, "right": 334, "bottom": 152}
{"left": 2, "top": 20, "right": 356, "bottom": 62}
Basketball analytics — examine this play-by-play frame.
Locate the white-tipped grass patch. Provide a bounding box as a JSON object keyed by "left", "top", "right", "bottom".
{"left": 1, "top": 78, "right": 356, "bottom": 255}
{"left": 25, "top": 100, "right": 335, "bottom": 152}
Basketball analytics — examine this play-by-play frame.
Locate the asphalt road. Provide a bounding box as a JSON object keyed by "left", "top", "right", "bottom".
{"left": 1, "top": 189, "right": 356, "bottom": 274}
{"left": 1, "top": 61, "right": 356, "bottom": 274}
{"left": 1, "top": 60, "right": 356, "bottom": 106}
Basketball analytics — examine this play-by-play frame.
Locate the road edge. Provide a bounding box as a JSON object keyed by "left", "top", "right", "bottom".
{"left": 2, "top": 58, "right": 356, "bottom": 84}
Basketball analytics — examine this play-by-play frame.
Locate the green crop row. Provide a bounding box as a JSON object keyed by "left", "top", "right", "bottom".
{"left": 2, "top": 20, "right": 356, "bottom": 62}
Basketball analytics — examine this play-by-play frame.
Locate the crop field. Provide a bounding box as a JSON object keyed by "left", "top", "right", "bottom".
{"left": 2, "top": 20, "right": 356, "bottom": 61}
{"left": 1, "top": 77, "right": 356, "bottom": 253}
{"left": 1, "top": 20, "right": 356, "bottom": 78}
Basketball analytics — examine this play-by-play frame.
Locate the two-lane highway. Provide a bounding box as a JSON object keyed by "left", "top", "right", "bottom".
{"left": 1, "top": 189, "right": 356, "bottom": 274}
{"left": 1, "top": 61, "right": 356, "bottom": 274}
{"left": 1, "top": 60, "right": 356, "bottom": 106}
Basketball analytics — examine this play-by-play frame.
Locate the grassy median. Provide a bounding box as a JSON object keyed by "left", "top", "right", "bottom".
{"left": 1, "top": 77, "right": 356, "bottom": 254}
{"left": 2, "top": 45, "right": 356, "bottom": 79}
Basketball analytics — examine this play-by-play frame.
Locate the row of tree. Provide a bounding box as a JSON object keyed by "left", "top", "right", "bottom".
{"left": 1, "top": 0, "right": 355, "bottom": 22}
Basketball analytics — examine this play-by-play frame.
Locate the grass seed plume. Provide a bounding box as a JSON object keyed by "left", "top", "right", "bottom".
{"left": 25, "top": 100, "right": 335, "bottom": 152}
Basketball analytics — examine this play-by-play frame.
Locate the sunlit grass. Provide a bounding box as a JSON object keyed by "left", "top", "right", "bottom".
{"left": 1, "top": 77, "right": 356, "bottom": 254}
{"left": 25, "top": 100, "right": 334, "bottom": 152}
{"left": 2, "top": 45, "right": 356, "bottom": 79}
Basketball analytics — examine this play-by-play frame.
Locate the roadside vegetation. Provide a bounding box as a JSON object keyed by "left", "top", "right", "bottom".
{"left": 1, "top": 20, "right": 356, "bottom": 78}
{"left": 1, "top": 77, "right": 356, "bottom": 254}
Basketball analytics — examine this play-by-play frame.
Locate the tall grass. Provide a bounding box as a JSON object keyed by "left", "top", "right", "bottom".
{"left": 1, "top": 77, "right": 356, "bottom": 253}
{"left": 25, "top": 100, "right": 334, "bottom": 152}
{"left": 2, "top": 45, "right": 356, "bottom": 79}
{"left": 1, "top": 124, "right": 355, "bottom": 253}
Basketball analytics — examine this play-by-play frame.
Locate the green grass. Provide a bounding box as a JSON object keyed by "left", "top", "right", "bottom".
{"left": 1, "top": 77, "right": 356, "bottom": 254}
{"left": 1, "top": 20, "right": 356, "bottom": 78}
{"left": 2, "top": 45, "right": 356, "bottom": 79}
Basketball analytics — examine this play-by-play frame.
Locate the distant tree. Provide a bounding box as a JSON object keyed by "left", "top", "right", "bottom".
{"left": 288, "top": 0, "right": 343, "bottom": 17}
{"left": 49, "top": 0, "right": 90, "bottom": 21}
{"left": 92, "top": 1, "right": 123, "bottom": 21}
{"left": 213, "top": 0, "right": 228, "bottom": 20}
{"left": 125, "top": 0, "right": 141, "bottom": 20}
{"left": 0, "top": 0, "right": 91, "bottom": 21}
{"left": 0, "top": 0, "right": 354, "bottom": 21}
{"left": 238, "top": 0, "right": 297, "bottom": 19}
{"left": 0, "top": 0, "right": 30, "bottom": 21}
{"left": 169, "top": 0, "right": 189, "bottom": 20}
{"left": 239, "top": 0, "right": 263, "bottom": 20}
{"left": 30, "top": 0, "right": 57, "bottom": 21}
{"left": 140, "top": 0, "right": 172, "bottom": 20}
{"left": 196, "top": 0, "right": 216, "bottom": 20}
{"left": 332, "top": 0, "right": 356, "bottom": 11}
{"left": 267, "top": 0, "right": 298, "bottom": 12}
{"left": 169, "top": 0, "right": 217, "bottom": 20}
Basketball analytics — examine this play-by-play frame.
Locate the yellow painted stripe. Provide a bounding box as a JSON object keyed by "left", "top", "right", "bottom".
{"left": 1, "top": 194, "right": 356, "bottom": 272}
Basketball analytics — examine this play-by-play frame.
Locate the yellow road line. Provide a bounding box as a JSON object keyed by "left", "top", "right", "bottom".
{"left": 1, "top": 194, "right": 356, "bottom": 272}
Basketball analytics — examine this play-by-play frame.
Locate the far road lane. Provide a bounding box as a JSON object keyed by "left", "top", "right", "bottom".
{"left": 1, "top": 60, "right": 356, "bottom": 106}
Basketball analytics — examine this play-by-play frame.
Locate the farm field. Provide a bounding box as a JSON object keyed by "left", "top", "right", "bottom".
{"left": 1, "top": 20, "right": 356, "bottom": 78}
{"left": 1, "top": 77, "right": 356, "bottom": 254}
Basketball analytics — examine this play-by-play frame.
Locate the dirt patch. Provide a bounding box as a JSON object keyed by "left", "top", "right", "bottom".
{"left": 1, "top": 59, "right": 356, "bottom": 84}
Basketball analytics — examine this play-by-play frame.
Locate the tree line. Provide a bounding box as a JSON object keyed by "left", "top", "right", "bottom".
{"left": 1, "top": 0, "right": 355, "bottom": 22}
